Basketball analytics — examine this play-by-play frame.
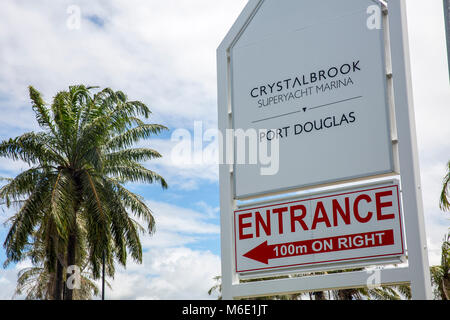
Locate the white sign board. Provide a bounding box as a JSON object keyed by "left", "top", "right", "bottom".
{"left": 231, "top": 0, "right": 394, "bottom": 198}
{"left": 234, "top": 182, "right": 404, "bottom": 273}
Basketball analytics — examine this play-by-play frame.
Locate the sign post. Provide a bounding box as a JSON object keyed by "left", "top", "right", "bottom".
{"left": 388, "top": 0, "right": 432, "bottom": 299}
{"left": 217, "top": 0, "right": 432, "bottom": 299}
{"left": 445, "top": 0, "right": 450, "bottom": 79}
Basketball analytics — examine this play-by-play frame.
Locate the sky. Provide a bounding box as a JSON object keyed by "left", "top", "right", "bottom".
{"left": 0, "top": 0, "right": 449, "bottom": 300}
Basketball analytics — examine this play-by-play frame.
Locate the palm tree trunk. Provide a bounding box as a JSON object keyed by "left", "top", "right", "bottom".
{"left": 313, "top": 291, "right": 326, "bottom": 300}
{"left": 53, "top": 259, "right": 64, "bottom": 300}
{"left": 102, "top": 251, "right": 105, "bottom": 300}
{"left": 65, "top": 231, "right": 77, "bottom": 300}
{"left": 46, "top": 272, "right": 54, "bottom": 300}
{"left": 65, "top": 174, "right": 82, "bottom": 300}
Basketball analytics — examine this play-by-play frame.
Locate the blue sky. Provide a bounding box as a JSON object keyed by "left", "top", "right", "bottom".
{"left": 0, "top": 0, "right": 449, "bottom": 299}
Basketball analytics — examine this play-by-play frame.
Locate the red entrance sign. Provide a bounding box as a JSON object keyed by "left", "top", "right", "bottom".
{"left": 234, "top": 183, "right": 405, "bottom": 273}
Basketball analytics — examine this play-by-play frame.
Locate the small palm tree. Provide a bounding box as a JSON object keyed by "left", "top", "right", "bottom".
{"left": 440, "top": 161, "right": 450, "bottom": 211}
{"left": 10, "top": 230, "right": 103, "bottom": 300}
{"left": 430, "top": 234, "right": 449, "bottom": 300}
{"left": 208, "top": 276, "right": 222, "bottom": 300}
{"left": 1, "top": 85, "right": 167, "bottom": 299}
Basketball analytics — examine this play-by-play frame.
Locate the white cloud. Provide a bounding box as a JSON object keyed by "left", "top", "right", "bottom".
{"left": 0, "top": 158, "right": 30, "bottom": 177}
{"left": 141, "top": 137, "right": 219, "bottom": 190}
{"left": 195, "top": 201, "right": 220, "bottom": 219}
{"left": 0, "top": 269, "right": 19, "bottom": 300}
{"left": 0, "top": 259, "right": 32, "bottom": 300}
{"left": 145, "top": 199, "right": 219, "bottom": 239}
{"left": 0, "top": 0, "right": 246, "bottom": 130}
{"left": 104, "top": 198, "right": 221, "bottom": 300}
{"left": 0, "top": 0, "right": 231, "bottom": 188}
{"left": 107, "top": 247, "right": 220, "bottom": 300}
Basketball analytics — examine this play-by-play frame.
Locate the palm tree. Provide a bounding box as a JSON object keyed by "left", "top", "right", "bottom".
{"left": 440, "top": 161, "right": 450, "bottom": 211}
{"left": 430, "top": 233, "right": 449, "bottom": 300}
{"left": 329, "top": 284, "right": 410, "bottom": 300}
{"left": 208, "top": 276, "right": 222, "bottom": 300}
{"left": 10, "top": 229, "right": 103, "bottom": 300}
{"left": 14, "top": 264, "right": 101, "bottom": 300}
{"left": 1, "top": 85, "right": 167, "bottom": 300}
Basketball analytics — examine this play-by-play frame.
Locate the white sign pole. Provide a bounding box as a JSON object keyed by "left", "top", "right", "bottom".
{"left": 217, "top": 44, "right": 235, "bottom": 301}
{"left": 444, "top": 0, "right": 450, "bottom": 79}
{"left": 388, "top": 0, "right": 432, "bottom": 299}
{"left": 217, "top": 0, "right": 263, "bottom": 300}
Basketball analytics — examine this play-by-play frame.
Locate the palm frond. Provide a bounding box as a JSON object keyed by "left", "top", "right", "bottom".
{"left": 104, "top": 148, "right": 162, "bottom": 165}
{"left": 104, "top": 162, "right": 167, "bottom": 188}
{"left": 29, "top": 86, "right": 57, "bottom": 136}
{"left": 0, "top": 167, "right": 51, "bottom": 207}
{"left": 105, "top": 124, "right": 168, "bottom": 152}
{"left": 0, "top": 132, "right": 67, "bottom": 167}
{"left": 3, "top": 175, "right": 54, "bottom": 266}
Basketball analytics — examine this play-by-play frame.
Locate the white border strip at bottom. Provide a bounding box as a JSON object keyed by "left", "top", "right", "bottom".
{"left": 231, "top": 267, "right": 411, "bottom": 299}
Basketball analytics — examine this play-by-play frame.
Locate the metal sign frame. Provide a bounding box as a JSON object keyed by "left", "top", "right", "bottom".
{"left": 217, "top": 0, "right": 432, "bottom": 299}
